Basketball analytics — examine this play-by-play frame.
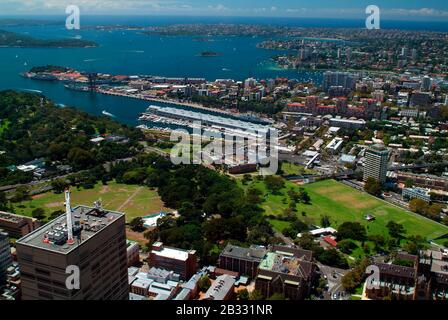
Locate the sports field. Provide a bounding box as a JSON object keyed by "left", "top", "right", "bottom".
{"left": 241, "top": 178, "right": 448, "bottom": 242}
{"left": 12, "top": 181, "right": 172, "bottom": 222}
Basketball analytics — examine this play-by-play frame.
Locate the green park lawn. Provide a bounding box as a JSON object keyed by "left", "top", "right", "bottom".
{"left": 280, "top": 162, "right": 316, "bottom": 176}
{"left": 11, "top": 181, "right": 172, "bottom": 223}
{"left": 239, "top": 178, "right": 448, "bottom": 243}
{"left": 268, "top": 219, "right": 291, "bottom": 233}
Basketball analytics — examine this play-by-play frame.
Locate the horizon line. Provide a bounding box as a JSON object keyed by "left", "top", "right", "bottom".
{"left": 0, "top": 14, "right": 447, "bottom": 23}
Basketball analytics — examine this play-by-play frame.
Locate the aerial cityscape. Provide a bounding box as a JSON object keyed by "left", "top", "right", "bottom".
{"left": 1, "top": 0, "right": 448, "bottom": 310}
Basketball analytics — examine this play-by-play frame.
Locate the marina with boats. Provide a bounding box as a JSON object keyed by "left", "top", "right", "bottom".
{"left": 139, "top": 105, "right": 274, "bottom": 139}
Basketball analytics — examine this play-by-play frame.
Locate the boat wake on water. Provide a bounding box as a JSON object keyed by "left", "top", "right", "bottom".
{"left": 20, "top": 88, "right": 43, "bottom": 94}
{"left": 121, "top": 50, "right": 145, "bottom": 53}
{"left": 102, "top": 110, "right": 116, "bottom": 118}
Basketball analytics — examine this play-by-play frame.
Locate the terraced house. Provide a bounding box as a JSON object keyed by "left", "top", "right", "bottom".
{"left": 366, "top": 250, "right": 448, "bottom": 300}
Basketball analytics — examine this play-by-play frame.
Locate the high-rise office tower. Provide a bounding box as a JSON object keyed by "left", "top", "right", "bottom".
{"left": 322, "top": 71, "right": 358, "bottom": 92}
{"left": 244, "top": 77, "right": 256, "bottom": 90}
{"left": 0, "top": 230, "right": 13, "bottom": 286}
{"left": 305, "top": 96, "right": 319, "bottom": 114}
{"left": 421, "top": 76, "right": 431, "bottom": 92}
{"left": 345, "top": 47, "right": 351, "bottom": 64}
{"left": 16, "top": 203, "right": 128, "bottom": 300}
{"left": 411, "top": 48, "right": 418, "bottom": 60}
{"left": 401, "top": 47, "right": 409, "bottom": 57}
{"left": 363, "top": 144, "right": 390, "bottom": 184}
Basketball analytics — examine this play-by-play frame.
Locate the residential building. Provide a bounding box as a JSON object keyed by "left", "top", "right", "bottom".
{"left": 255, "top": 245, "right": 316, "bottom": 300}
{"left": 1, "top": 264, "right": 21, "bottom": 300}
{"left": 218, "top": 244, "right": 267, "bottom": 279}
{"left": 174, "top": 271, "right": 204, "bottom": 300}
{"left": 363, "top": 144, "right": 389, "bottom": 183}
{"left": 368, "top": 262, "right": 416, "bottom": 300}
{"left": 322, "top": 71, "right": 358, "bottom": 93}
{"left": 421, "top": 76, "right": 431, "bottom": 92}
{"left": 421, "top": 249, "right": 448, "bottom": 300}
{"left": 0, "top": 211, "right": 40, "bottom": 239}
{"left": 0, "top": 230, "right": 12, "bottom": 286}
{"left": 410, "top": 92, "right": 431, "bottom": 109}
{"left": 16, "top": 205, "right": 128, "bottom": 300}
{"left": 325, "top": 138, "right": 344, "bottom": 154}
{"left": 204, "top": 274, "right": 235, "bottom": 300}
{"left": 129, "top": 267, "right": 181, "bottom": 300}
{"left": 366, "top": 250, "right": 448, "bottom": 300}
{"left": 126, "top": 240, "right": 140, "bottom": 267}
{"left": 339, "top": 154, "right": 357, "bottom": 166}
{"left": 399, "top": 109, "right": 419, "bottom": 118}
{"left": 396, "top": 172, "right": 448, "bottom": 192}
{"left": 402, "top": 188, "right": 431, "bottom": 202}
{"left": 329, "top": 118, "right": 366, "bottom": 130}
{"left": 148, "top": 242, "right": 197, "bottom": 280}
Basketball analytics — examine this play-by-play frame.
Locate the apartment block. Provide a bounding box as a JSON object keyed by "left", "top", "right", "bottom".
{"left": 363, "top": 144, "right": 389, "bottom": 183}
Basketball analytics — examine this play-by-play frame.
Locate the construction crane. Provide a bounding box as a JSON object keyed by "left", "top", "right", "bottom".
{"left": 65, "top": 188, "right": 75, "bottom": 245}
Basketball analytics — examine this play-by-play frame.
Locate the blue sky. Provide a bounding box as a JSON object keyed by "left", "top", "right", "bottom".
{"left": 1, "top": 0, "right": 448, "bottom": 20}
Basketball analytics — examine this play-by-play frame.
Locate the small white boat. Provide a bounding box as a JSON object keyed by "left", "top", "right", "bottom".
{"left": 102, "top": 110, "right": 115, "bottom": 117}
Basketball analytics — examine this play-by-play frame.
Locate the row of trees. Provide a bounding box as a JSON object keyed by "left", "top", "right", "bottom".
{"left": 409, "top": 198, "right": 445, "bottom": 222}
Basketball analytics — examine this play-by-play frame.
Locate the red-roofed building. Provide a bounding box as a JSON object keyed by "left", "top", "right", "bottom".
{"left": 276, "top": 77, "right": 289, "bottom": 84}
{"left": 114, "top": 75, "right": 129, "bottom": 81}
{"left": 323, "top": 236, "right": 338, "bottom": 248}
{"left": 287, "top": 103, "right": 305, "bottom": 107}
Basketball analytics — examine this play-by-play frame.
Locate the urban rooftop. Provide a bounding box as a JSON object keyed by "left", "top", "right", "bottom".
{"left": 16, "top": 205, "right": 123, "bottom": 254}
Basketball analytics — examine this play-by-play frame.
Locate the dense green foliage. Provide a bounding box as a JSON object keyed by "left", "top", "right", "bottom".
{"left": 364, "top": 177, "right": 382, "bottom": 196}
{"left": 30, "top": 65, "right": 70, "bottom": 73}
{"left": 337, "top": 222, "right": 367, "bottom": 242}
{"left": 104, "top": 153, "right": 277, "bottom": 265}
{"left": 296, "top": 232, "right": 349, "bottom": 269}
{"left": 0, "top": 91, "right": 143, "bottom": 185}
{"left": 341, "top": 258, "right": 371, "bottom": 292}
{"left": 0, "top": 30, "right": 96, "bottom": 47}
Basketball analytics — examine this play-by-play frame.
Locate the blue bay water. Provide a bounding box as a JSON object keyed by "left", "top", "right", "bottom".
{"left": 0, "top": 16, "right": 446, "bottom": 125}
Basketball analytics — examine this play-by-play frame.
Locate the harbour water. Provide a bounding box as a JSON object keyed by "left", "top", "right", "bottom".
{"left": 0, "top": 16, "right": 446, "bottom": 125}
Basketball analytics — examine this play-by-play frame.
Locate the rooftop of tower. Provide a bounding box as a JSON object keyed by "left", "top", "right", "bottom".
{"left": 16, "top": 205, "right": 124, "bottom": 254}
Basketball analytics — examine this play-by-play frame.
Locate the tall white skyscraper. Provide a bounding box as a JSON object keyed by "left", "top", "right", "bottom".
{"left": 401, "top": 47, "right": 409, "bottom": 57}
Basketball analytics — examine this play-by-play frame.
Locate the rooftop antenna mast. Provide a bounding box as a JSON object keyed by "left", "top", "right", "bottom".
{"left": 65, "top": 188, "right": 75, "bottom": 245}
